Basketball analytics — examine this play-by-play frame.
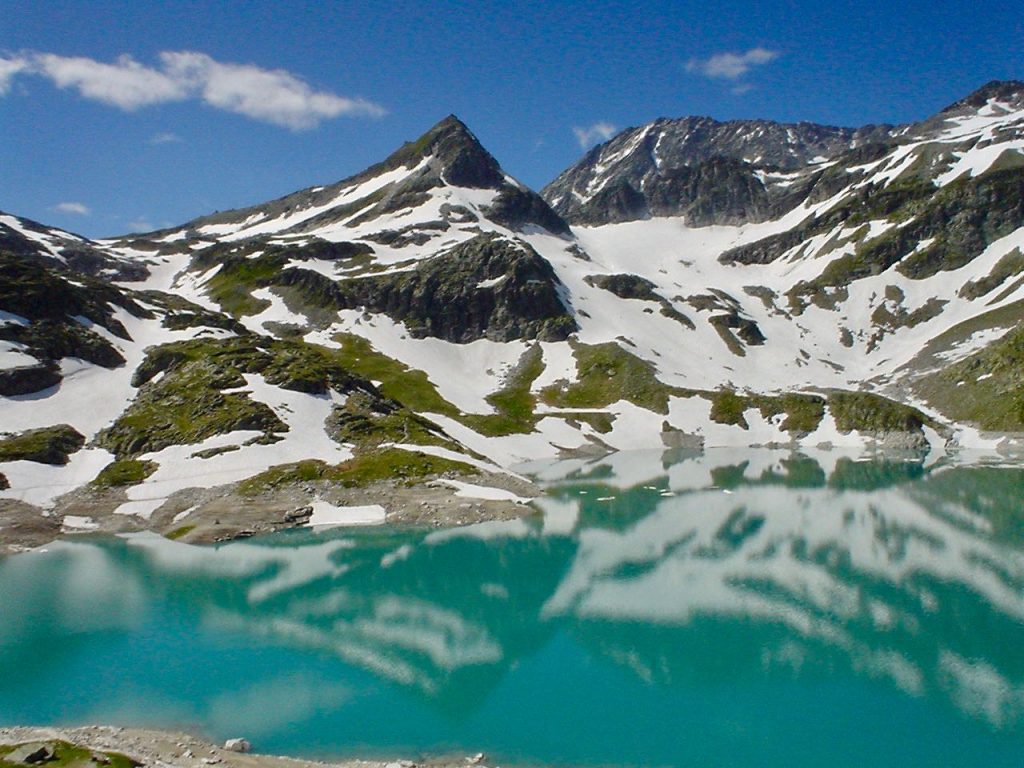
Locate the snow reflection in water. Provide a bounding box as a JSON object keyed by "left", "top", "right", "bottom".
{"left": 1, "top": 449, "right": 1022, "bottom": 766}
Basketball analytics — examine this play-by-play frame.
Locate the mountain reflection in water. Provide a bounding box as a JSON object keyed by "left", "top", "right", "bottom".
{"left": 1, "top": 449, "right": 1022, "bottom": 766}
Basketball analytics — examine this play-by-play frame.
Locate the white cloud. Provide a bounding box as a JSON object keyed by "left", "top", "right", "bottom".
{"left": 159, "top": 52, "right": 384, "bottom": 129}
{"left": 686, "top": 47, "right": 779, "bottom": 81}
{"left": 149, "top": 131, "right": 183, "bottom": 144}
{"left": 127, "top": 218, "right": 154, "bottom": 232}
{"left": 33, "top": 53, "right": 188, "bottom": 109}
{"left": 573, "top": 121, "right": 617, "bottom": 149}
{"left": 0, "top": 56, "right": 29, "bottom": 95}
{"left": 0, "top": 50, "right": 384, "bottom": 129}
{"left": 53, "top": 201, "right": 90, "bottom": 215}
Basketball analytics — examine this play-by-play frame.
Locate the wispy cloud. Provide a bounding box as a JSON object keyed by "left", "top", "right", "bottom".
{"left": 0, "top": 55, "right": 29, "bottom": 95}
{"left": 686, "top": 47, "right": 779, "bottom": 81}
{"left": 33, "top": 53, "right": 188, "bottom": 109}
{"left": 1, "top": 50, "right": 385, "bottom": 129}
{"left": 53, "top": 201, "right": 90, "bottom": 215}
{"left": 573, "top": 121, "right": 617, "bottom": 149}
{"left": 127, "top": 218, "right": 154, "bottom": 232}
{"left": 160, "top": 52, "right": 384, "bottom": 129}
{"left": 149, "top": 131, "right": 183, "bottom": 145}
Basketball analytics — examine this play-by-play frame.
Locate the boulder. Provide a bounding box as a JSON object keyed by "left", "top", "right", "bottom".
{"left": 4, "top": 743, "right": 55, "bottom": 765}
{"left": 223, "top": 739, "right": 250, "bottom": 753}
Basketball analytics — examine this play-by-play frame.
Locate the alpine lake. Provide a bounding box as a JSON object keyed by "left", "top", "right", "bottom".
{"left": 1, "top": 448, "right": 1023, "bottom": 767}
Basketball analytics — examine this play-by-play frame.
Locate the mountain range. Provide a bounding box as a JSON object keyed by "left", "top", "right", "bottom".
{"left": 2, "top": 80, "right": 1023, "bottom": 543}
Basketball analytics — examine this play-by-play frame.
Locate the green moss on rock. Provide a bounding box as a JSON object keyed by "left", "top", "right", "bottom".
{"left": 0, "top": 424, "right": 85, "bottom": 465}
{"left": 335, "top": 333, "right": 548, "bottom": 437}
{"left": 201, "top": 252, "right": 286, "bottom": 317}
{"left": 753, "top": 393, "right": 826, "bottom": 434}
{"left": 332, "top": 332, "right": 458, "bottom": 415}
{"left": 464, "top": 344, "right": 546, "bottom": 436}
{"left": 335, "top": 447, "right": 477, "bottom": 487}
{"left": 541, "top": 340, "right": 673, "bottom": 414}
{"left": 100, "top": 336, "right": 305, "bottom": 457}
{"left": 915, "top": 323, "right": 1024, "bottom": 431}
{"left": 92, "top": 459, "right": 159, "bottom": 487}
{"left": 238, "top": 448, "right": 477, "bottom": 496}
{"left": 708, "top": 390, "right": 749, "bottom": 428}
{"left": 0, "top": 740, "right": 140, "bottom": 768}
{"left": 827, "top": 391, "right": 933, "bottom": 434}
{"left": 327, "top": 391, "right": 457, "bottom": 450}
{"left": 166, "top": 524, "right": 196, "bottom": 540}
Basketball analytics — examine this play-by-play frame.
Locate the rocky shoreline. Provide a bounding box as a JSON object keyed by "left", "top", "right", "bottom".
{"left": 0, "top": 727, "right": 500, "bottom": 768}
{"left": 0, "top": 470, "right": 541, "bottom": 555}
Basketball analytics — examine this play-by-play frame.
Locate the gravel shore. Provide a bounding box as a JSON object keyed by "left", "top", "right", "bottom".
{"left": 0, "top": 470, "right": 540, "bottom": 554}
{"left": 0, "top": 726, "right": 499, "bottom": 768}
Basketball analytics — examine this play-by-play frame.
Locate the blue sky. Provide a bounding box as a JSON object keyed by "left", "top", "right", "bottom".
{"left": 2, "top": 0, "right": 1021, "bottom": 238}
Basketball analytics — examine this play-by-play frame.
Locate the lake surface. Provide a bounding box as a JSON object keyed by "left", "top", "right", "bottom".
{"left": 2, "top": 448, "right": 1023, "bottom": 767}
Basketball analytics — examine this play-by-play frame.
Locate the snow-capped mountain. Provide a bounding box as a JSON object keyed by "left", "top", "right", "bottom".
{"left": 2, "top": 82, "right": 1023, "bottom": 541}
{"left": 542, "top": 117, "right": 895, "bottom": 225}
{"left": 542, "top": 80, "right": 1024, "bottom": 227}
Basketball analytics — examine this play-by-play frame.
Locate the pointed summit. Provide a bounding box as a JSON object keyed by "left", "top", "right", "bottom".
{"left": 384, "top": 114, "right": 505, "bottom": 189}
{"left": 162, "top": 113, "right": 570, "bottom": 240}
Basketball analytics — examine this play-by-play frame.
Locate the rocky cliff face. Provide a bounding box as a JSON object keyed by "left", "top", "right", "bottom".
{"left": 542, "top": 116, "right": 895, "bottom": 225}
{"left": 543, "top": 82, "right": 1024, "bottom": 230}
{"left": 280, "top": 233, "right": 576, "bottom": 343}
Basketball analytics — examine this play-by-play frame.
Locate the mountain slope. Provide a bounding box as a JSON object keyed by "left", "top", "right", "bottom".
{"left": 3, "top": 85, "right": 1024, "bottom": 546}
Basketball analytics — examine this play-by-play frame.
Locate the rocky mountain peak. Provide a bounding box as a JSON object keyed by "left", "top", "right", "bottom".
{"left": 541, "top": 115, "right": 896, "bottom": 226}
{"left": 143, "top": 113, "right": 569, "bottom": 241}
{"left": 939, "top": 80, "right": 1024, "bottom": 114}
{"left": 384, "top": 114, "right": 505, "bottom": 189}
{"left": 543, "top": 79, "right": 1024, "bottom": 229}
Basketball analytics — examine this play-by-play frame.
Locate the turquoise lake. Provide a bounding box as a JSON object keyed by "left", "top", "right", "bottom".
{"left": 1, "top": 449, "right": 1023, "bottom": 767}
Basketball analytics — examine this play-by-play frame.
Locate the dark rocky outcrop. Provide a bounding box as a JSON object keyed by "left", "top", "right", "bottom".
{"left": 0, "top": 251, "right": 149, "bottom": 372}
{"left": 1, "top": 319, "right": 127, "bottom": 368}
{"left": 0, "top": 212, "right": 148, "bottom": 280}
{"left": 485, "top": 184, "right": 572, "bottom": 236}
{"left": 2, "top": 743, "right": 56, "bottom": 765}
{"left": 585, "top": 273, "right": 696, "bottom": 330}
{"left": 281, "top": 233, "right": 577, "bottom": 343}
{"left": 0, "top": 362, "right": 62, "bottom": 396}
{"left": 0, "top": 251, "right": 146, "bottom": 333}
{"left": 278, "top": 238, "right": 374, "bottom": 262}
{"left": 585, "top": 273, "right": 659, "bottom": 300}
{"left": 570, "top": 179, "right": 648, "bottom": 225}
{"left": 0, "top": 424, "right": 85, "bottom": 465}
